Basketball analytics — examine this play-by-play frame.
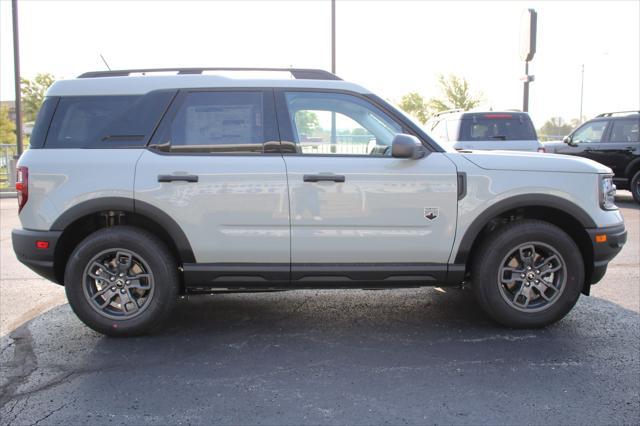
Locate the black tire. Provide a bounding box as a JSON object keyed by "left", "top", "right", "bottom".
{"left": 631, "top": 171, "right": 640, "bottom": 204}
{"left": 64, "top": 226, "right": 178, "bottom": 337}
{"left": 471, "top": 220, "right": 584, "bottom": 328}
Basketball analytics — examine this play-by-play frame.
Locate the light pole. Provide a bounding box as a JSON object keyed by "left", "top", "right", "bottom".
{"left": 579, "top": 64, "right": 585, "bottom": 123}
{"left": 12, "top": 0, "right": 23, "bottom": 157}
{"left": 330, "top": 0, "right": 337, "bottom": 152}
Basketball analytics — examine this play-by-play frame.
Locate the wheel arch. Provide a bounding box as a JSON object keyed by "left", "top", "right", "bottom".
{"left": 51, "top": 197, "right": 195, "bottom": 284}
{"left": 624, "top": 157, "right": 640, "bottom": 179}
{"left": 454, "top": 194, "right": 596, "bottom": 291}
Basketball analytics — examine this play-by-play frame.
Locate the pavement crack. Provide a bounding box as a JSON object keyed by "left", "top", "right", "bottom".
{"left": 31, "top": 398, "right": 75, "bottom": 425}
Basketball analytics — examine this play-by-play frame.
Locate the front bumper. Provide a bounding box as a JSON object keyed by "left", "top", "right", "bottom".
{"left": 12, "top": 228, "right": 62, "bottom": 284}
{"left": 586, "top": 223, "right": 627, "bottom": 284}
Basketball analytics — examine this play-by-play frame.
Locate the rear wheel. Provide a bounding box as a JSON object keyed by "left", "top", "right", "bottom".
{"left": 65, "top": 226, "right": 178, "bottom": 336}
{"left": 631, "top": 171, "right": 640, "bottom": 204}
{"left": 472, "top": 220, "right": 584, "bottom": 328}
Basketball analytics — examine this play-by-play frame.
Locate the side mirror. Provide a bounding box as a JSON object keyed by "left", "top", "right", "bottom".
{"left": 563, "top": 135, "right": 576, "bottom": 146}
{"left": 391, "top": 134, "right": 427, "bottom": 159}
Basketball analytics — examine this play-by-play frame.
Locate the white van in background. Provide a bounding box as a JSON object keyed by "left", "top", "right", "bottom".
{"left": 426, "top": 110, "right": 545, "bottom": 152}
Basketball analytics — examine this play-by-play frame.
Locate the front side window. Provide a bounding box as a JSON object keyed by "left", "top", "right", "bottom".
{"left": 285, "top": 92, "right": 402, "bottom": 156}
{"left": 163, "top": 91, "right": 276, "bottom": 153}
{"left": 572, "top": 121, "right": 608, "bottom": 143}
{"left": 609, "top": 119, "right": 639, "bottom": 142}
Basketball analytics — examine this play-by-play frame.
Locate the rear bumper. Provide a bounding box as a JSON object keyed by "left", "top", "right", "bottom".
{"left": 586, "top": 223, "right": 627, "bottom": 284}
{"left": 11, "top": 228, "right": 62, "bottom": 284}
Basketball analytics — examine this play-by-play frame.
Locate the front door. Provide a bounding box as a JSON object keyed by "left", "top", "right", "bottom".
{"left": 556, "top": 120, "right": 610, "bottom": 164}
{"left": 276, "top": 90, "right": 458, "bottom": 286}
{"left": 134, "top": 89, "right": 290, "bottom": 287}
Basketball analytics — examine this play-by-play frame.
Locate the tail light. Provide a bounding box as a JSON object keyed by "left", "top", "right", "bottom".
{"left": 537, "top": 147, "right": 546, "bottom": 153}
{"left": 16, "top": 166, "right": 28, "bottom": 213}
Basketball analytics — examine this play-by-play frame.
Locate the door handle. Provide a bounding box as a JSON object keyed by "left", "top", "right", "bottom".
{"left": 157, "top": 174, "right": 199, "bottom": 183}
{"left": 303, "top": 174, "right": 346, "bottom": 183}
{"left": 583, "top": 148, "right": 593, "bottom": 152}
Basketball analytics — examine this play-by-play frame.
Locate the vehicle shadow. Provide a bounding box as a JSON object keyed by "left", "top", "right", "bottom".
{"left": 616, "top": 191, "right": 638, "bottom": 209}
{"left": 1, "top": 288, "right": 638, "bottom": 425}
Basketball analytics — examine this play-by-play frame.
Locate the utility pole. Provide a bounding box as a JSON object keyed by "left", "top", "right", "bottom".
{"left": 331, "top": 0, "right": 336, "bottom": 74}
{"left": 330, "top": 0, "right": 337, "bottom": 153}
{"left": 12, "top": 0, "right": 23, "bottom": 157}
{"left": 519, "top": 9, "right": 537, "bottom": 113}
{"left": 579, "top": 64, "right": 585, "bottom": 123}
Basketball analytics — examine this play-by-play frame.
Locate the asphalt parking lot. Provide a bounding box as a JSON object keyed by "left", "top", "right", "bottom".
{"left": 0, "top": 195, "right": 638, "bottom": 425}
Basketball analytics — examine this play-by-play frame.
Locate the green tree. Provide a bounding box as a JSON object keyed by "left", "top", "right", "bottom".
{"left": 398, "top": 92, "right": 429, "bottom": 124}
{"left": 537, "top": 117, "right": 576, "bottom": 141}
{"left": 398, "top": 74, "right": 483, "bottom": 124}
{"left": 295, "top": 110, "right": 320, "bottom": 136}
{"left": 21, "top": 73, "right": 55, "bottom": 122}
{"left": 0, "top": 106, "right": 16, "bottom": 145}
{"left": 427, "top": 74, "right": 482, "bottom": 113}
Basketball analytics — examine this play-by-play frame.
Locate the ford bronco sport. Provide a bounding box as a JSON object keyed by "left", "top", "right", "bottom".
{"left": 12, "top": 68, "right": 627, "bottom": 336}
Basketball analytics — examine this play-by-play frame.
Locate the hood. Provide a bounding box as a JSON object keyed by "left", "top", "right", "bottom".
{"left": 461, "top": 150, "right": 612, "bottom": 174}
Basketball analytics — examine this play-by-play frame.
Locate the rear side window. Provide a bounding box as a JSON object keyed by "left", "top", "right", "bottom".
{"left": 156, "top": 91, "right": 278, "bottom": 154}
{"left": 458, "top": 115, "right": 537, "bottom": 141}
{"left": 44, "top": 91, "right": 175, "bottom": 148}
{"left": 609, "top": 119, "right": 639, "bottom": 142}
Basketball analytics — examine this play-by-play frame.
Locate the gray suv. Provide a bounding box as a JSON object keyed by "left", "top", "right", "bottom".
{"left": 12, "top": 68, "right": 627, "bottom": 336}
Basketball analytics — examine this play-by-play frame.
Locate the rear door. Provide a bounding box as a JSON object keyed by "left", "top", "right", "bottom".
{"left": 457, "top": 114, "right": 539, "bottom": 151}
{"left": 276, "top": 90, "right": 458, "bottom": 285}
{"left": 134, "top": 89, "right": 290, "bottom": 286}
{"left": 604, "top": 118, "right": 640, "bottom": 177}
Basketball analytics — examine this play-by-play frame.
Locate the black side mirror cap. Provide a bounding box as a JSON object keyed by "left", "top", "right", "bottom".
{"left": 391, "top": 134, "right": 427, "bottom": 159}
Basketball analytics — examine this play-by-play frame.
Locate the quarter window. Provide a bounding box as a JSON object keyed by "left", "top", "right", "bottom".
{"left": 284, "top": 92, "right": 402, "bottom": 156}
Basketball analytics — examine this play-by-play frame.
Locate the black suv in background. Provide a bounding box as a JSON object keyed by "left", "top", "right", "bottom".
{"left": 543, "top": 111, "right": 640, "bottom": 203}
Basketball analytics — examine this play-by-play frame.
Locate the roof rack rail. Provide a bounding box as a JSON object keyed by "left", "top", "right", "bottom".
{"left": 433, "top": 108, "right": 465, "bottom": 117}
{"left": 77, "top": 67, "right": 342, "bottom": 81}
{"left": 595, "top": 110, "right": 640, "bottom": 117}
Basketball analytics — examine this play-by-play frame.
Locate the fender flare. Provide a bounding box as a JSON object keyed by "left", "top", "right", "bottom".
{"left": 453, "top": 194, "right": 596, "bottom": 264}
{"left": 50, "top": 197, "right": 195, "bottom": 263}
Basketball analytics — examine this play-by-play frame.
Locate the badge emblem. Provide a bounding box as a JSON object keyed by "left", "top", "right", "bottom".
{"left": 424, "top": 208, "right": 439, "bottom": 221}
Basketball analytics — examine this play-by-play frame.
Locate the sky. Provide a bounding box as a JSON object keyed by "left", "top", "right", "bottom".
{"left": 1, "top": 0, "right": 639, "bottom": 128}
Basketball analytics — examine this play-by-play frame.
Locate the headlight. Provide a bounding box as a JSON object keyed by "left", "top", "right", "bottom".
{"left": 599, "top": 175, "right": 617, "bottom": 210}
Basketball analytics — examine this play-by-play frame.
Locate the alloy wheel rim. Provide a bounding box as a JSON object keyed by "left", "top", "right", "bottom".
{"left": 82, "top": 248, "right": 155, "bottom": 320}
{"left": 497, "top": 241, "right": 567, "bottom": 313}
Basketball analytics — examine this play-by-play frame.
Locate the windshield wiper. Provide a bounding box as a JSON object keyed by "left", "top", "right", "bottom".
{"left": 491, "top": 135, "right": 507, "bottom": 140}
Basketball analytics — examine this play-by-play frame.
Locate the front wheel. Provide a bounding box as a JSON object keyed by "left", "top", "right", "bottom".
{"left": 472, "top": 220, "right": 584, "bottom": 328}
{"left": 65, "top": 226, "right": 179, "bottom": 336}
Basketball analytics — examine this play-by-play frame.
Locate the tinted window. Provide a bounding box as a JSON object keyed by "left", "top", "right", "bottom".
{"left": 28, "top": 97, "right": 59, "bottom": 148}
{"left": 285, "top": 92, "right": 401, "bottom": 156}
{"left": 609, "top": 119, "right": 639, "bottom": 142}
{"left": 458, "top": 115, "right": 537, "bottom": 141}
{"left": 163, "top": 91, "right": 275, "bottom": 153}
{"left": 44, "top": 92, "right": 176, "bottom": 149}
{"left": 46, "top": 96, "right": 139, "bottom": 148}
